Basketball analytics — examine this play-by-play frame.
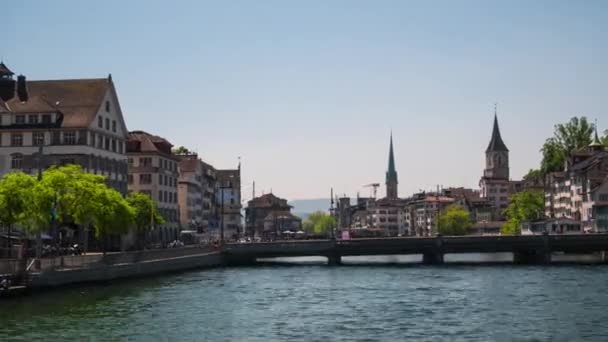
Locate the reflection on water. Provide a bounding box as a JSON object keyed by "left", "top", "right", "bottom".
{"left": 1, "top": 255, "right": 608, "bottom": 341}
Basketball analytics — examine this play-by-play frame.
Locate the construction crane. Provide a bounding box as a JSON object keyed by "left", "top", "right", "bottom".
{"left": 363, "top": 183, "right": 380, "bottom": 199}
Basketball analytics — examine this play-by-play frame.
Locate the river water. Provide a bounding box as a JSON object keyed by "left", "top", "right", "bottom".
{"left": 1, "top": 255, "right": 608, "bottom": 341}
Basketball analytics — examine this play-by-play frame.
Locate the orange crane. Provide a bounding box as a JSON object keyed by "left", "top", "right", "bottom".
{"left": 363, "top": 183, "right": 380, "bottom": 199}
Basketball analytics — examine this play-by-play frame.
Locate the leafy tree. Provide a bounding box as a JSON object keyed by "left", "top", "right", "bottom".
{"left": 437, "top": 205, "right": 471, "bottom": 236}
{"left": 540, "top": 117, "right": 595, "bottom": 174}
{"left": 172, "top": 146, "right": 191, "bottom": 155}
{"left": 302, "top": 211, "right": 335, "bottom": 235}
{"left": 0, "top": 173, "right": 37, "bottom": 256}
{"left": 90, "top": 187, "right": 135, "bottom": 252}
{"left": 501, "top": 190, "right": 544, "bottom": 235}
{"left": 523, "top": 168, "right": 544, "bottom": 186}
{"left": 127, "top": 192, "right": 165, "bottom": 249}
{"left": 603, "top": 129, "right": 608, "bottom": 147}
{"left": 0, "top": 172, "right": 37, "bottom": 229}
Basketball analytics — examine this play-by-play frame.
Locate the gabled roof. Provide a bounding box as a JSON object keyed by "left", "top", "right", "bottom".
{"left": 26, "top": 78, "right": 111, "bottom": 127}
{"left": 127, "top": 130, "right": 176, "bottom": 157}
{"left": 486, "top": 114, "right": 509, "bottom": 152}
{"left": 0, "top": 62, "right": 13, "bottom": 77}
{"left": 4, "top": 95, "right": 58, "bottom": 113}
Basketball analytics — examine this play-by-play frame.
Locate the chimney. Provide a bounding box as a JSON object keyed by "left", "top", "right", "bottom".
{"left": 17, "top": 75, "right": 28, "bottom": 102}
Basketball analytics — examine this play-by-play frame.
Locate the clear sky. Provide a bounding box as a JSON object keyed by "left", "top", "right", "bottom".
{"left": 5, "top": 1, "right": 608, "bottom": 201}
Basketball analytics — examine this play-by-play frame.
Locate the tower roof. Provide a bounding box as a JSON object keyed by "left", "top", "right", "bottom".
{"left": 589, "top": 121, "right": 604, "bottom": 149}
{"left": 0, "top": 62, "right": 14, "bottom": 78}
{"left": 486, "top": 114, "right": 509, "bottom": 152}
{"left": 386, "top": 132, "right": 398, "bottom": 183}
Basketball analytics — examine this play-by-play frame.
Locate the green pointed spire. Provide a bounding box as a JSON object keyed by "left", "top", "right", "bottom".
{"left": 386, "top": 132, "right": 397, "bottom": 183}
{"left": 590, "top": 120, "right": 603, "bottom": 148}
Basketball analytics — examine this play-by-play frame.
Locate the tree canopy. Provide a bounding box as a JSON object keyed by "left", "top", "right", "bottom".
{"left": 127, "top": 192, "right": 165, "bottom": 232}
{"left": 540, "top": 117, "right": 595, "bottom": 174}
{"left": 501, "top": 190, "right": 544, "bottom": 235}
{"left": 0, "top": 165, "right": 136, "bottom": 239}
{"left": 172, "top": 146, "right": 192, "bottom": 155}
{"left": 437, "top": 205, "right": 471, "bottom": 236}
{"left": 303, "top": 211, "right": 336, "bottom": 235}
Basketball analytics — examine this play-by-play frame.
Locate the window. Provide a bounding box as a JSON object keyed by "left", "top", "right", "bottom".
{"left": 112, "top": 120, "right": 116, "bottom": 132}
{"left": 105, "top": 101, "right": 110, "bottom": 112}
{"left": 128, "top": 174, "right": 133, "bottom": 184}
{"left": 28, "top": 115, "right": 38, "bottom": 124}
{"left": 98, "top": 116, "right": 103, "bottom": 128}
{"left": 97, "top": 135, "right": 103, "bottom": 149}
{"left": 104, "top": 137, "right": 110, "bottom": 150}
{"left": 64, "top": 131, "right": 76, "bottom": 145}
{"left": 158, "top": 190, "right": 163, "bottom": 202}
{"left": 140, "top": 157, "right": 152, "bottom": 167}
{"left": 11, "top": 154, "right": 23, "bottom": 169}
{"left": 33, "top": 132, "right": 44, "bottom": 146}
{"left": 164, "top": 175, "right": 168, "bottom": 186}
{"left": 139, "top": 174, "right": 152, "bottom": 184}
{"left": 111, "top": 139, "right": 116, "bottom": 152}
{"left": 105, "top": 118, "right": 110, "bottom": 130}
{"left": 118, "top": 141, "right": 123, "bottom": 154}
{"left": 90, "top": 132, "right": 96, "bottom": 147}
{"left": 42, "top": 114, "right": 52, "bottom": 124}
{"left": 600, "top": 194, "right": 608, "bottom": 202}
{"left": 11, "top": 133, "right": 23, "bottom": 146}
{"left": 128, "top": 158, "right": 133, "bottom": 166}
{"left": 15, "top": 115, "right": 25, "bottom": 124}
{"left": 159, "top": 174, "right": 164, "bottom": 185}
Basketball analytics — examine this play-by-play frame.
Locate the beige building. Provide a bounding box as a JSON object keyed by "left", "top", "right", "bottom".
{"left": 545, "top": 132, "right": 607, "bottom": 232}
{"left": 177, "top": 153, "right": 204, "bottom": 231}
{"left": 126, "top": 131, "right": 180, "bottom": 243}
{"left": 0, "top": 64, "right": 128, "bottom": 193}
{"left": 216, "top": 167, "right": 242, "bottom": 240}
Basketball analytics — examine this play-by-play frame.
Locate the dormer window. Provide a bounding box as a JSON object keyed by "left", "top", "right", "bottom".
{"left": 15, "top": 115, "right": 25, "bottom": 125}
{"left": 42, "top": 114, "right": 52, "bottom": 124}
{"left": 28, "top": 115, "right": 38, "bottom": 124}
{"left": 105, "top": 101, "right": 110, "bottom": 112}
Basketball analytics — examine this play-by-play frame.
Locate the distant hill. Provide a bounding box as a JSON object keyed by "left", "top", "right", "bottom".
{"left": 289, "top": 198, "right": 330, "bottom": 219}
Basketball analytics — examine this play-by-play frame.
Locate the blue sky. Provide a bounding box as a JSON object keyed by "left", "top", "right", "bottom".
{"left": 5, "top": 1, "right": 608, "bottom": 201}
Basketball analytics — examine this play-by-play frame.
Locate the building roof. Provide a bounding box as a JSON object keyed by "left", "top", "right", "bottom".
{"left": 127, "top": 130, "right": 175, "bottom": 157}
{"left": 0, "top": 62, "right": 14, "bottom": 77}
{"left": 248, "top": 193, "right": 290, "bottom": 208}
{"left": 24, "top": 78, "right": 111, "bottom": 127}
{"left": 4, "top": 95, "right": 58, "bottom": 114}
{"left": 486, "top": 114, "right": 509, "bottom": 152}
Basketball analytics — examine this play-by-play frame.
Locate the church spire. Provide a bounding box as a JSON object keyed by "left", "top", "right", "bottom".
{"left": 590, "top": 119, "right": 604, "bottom": 150}
{"left": 486, "top": 107, "right": 509, "bottom": 152}
{"left": 385, "top": 132, "right": 398, "bottom": 199}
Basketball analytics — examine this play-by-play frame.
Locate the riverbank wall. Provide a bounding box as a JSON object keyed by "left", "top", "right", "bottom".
{"left": 26, "top": 248, "right": 224, "bottom": 289}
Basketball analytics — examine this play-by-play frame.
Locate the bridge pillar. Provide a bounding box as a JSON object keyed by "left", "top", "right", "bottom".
{"left": 422, "top": 252, "right": 444, "bottom": 265}
{"left": 513, "top": 250, "right": 551, "bottom": 264}
{"left": 327, "top": 254, "right": 342, "bottom": 266}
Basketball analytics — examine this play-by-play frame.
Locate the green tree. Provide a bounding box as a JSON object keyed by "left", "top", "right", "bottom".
{"left": 0, "top": 173, "right": 37, "bottom": 256}
{"left": 302, "top": 211, "right": 335, "bottom": 235}
{"left": 603, "top": 129, "right": 608, "bottom": 147}
{"left": 541, "top": 117, "right": 595, "bottom": 174}
{"left": 501, "top": 190, "right": 544, "bottom": 235}
{"left": 172, "top": 146, "right": 191, "bottom": 155}
{"left": 90, "top": 187, "right": 135, "bottom": 252}
{"left": 437, "top": 205, "right": 471, "bottom": 236}
{"left": 127, "top": 192, "right": 165, "bottom": 249}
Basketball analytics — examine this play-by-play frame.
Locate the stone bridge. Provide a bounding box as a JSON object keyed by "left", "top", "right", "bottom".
{"left": 223, "top": 234, "right": 608, "bottom": 265}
